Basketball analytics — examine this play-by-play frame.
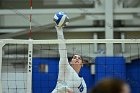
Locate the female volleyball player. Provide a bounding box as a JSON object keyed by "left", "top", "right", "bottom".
{"left": 51, "top": 26, "right": 87, "bottom": 93}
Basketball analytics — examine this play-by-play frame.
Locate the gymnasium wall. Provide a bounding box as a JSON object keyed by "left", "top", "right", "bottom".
{"left": 32, "top": 57, "right": 140, "bottom": 93}
{"left": 95, "top": 57, "right": 140, "bottom": 93}
{"left": 2, "top": 62, "right": 27, "bottom": 93}
{"left": 95, "top": 57, "right": 126, "bottom": 82}
{"left": 126, "top": 59, "right": 140, "bottom": 93}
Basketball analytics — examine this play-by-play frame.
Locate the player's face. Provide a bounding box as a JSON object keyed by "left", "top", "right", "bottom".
{"left": 121, "top": 84, "right": 130, "bottom": 93}
{"left": 71, "top": 55, "right": 83, "bottom": 65}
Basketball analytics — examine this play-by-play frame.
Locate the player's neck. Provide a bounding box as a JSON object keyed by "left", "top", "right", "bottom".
{"left": 72, "top": 65, "right": 81, "bottom": 74}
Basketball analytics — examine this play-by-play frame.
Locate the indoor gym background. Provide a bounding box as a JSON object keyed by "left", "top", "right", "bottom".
{"left": 0, "top": 0, "right": 140, "bottom": 93}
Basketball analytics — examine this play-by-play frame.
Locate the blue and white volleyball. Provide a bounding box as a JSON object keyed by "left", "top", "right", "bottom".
{"left": 53, "top": 12, "right": 69, "bottom": 27}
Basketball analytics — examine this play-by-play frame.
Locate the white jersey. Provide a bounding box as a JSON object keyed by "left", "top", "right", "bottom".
{"left": 52, "top": 77, "right": 87, "bottom": 93}
{"left": 52, "top": 27, "right": 87, "bottom": 93}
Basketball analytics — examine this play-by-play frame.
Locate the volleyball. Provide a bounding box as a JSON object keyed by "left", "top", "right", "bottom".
{"left": 53, "top": 12, "right": 69, "bottom": 27}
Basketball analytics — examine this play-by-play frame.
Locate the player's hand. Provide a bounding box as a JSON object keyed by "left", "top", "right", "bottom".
{"left": 55, "top": 26, "right": 63, "bottom": 31}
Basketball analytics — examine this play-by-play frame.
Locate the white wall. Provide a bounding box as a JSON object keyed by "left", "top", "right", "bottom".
{"left": 2, "top": 63, "right": 27, "bottom": 93}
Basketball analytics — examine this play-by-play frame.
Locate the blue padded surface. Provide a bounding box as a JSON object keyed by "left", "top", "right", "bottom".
{"left": 95, "top": 57, "right": 126, "bottom": 83}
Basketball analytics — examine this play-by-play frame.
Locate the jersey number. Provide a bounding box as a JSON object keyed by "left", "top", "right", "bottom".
{"left": 78, "top": 83, "right": 84, "bottom": 92}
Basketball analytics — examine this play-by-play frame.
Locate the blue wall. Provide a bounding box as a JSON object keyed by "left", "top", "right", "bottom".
{"left": 126, "top": 59, "right": 140, "bottom": 93}
{"left": 32, "top": 58, "right": 59, "bottom": 93}
{"left": 95, "top": 57, "right": 140, "bottom": 93}
{"left": 95, "top": 57, "right": 126, "bottom": 83}
{"left": 32, "top": 57, "right": 140, "bottom": 93}
{"left": 32, "top": 58, "right": 94, "bottom": 93}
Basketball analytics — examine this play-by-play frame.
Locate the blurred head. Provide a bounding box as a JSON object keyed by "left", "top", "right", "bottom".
{"left": 90, "top": 78, "right": 130, "bottom": 93}
{"left": 70, "top": 54, "right": 83, "bottom": 73}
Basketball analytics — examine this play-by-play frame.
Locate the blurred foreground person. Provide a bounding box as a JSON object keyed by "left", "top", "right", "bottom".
{"left": 90, "top": 78, "right": 130, "bottom": 93}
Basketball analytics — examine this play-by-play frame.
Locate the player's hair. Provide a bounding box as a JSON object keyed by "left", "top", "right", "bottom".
{"left": 68, "top": 54, "right": 90, "bottom": 66}
{"left": 89, "top": 78, "right": 128, "bottom": 93}
{"left": 68, "top": 54, "right": 83, "bottom": 63}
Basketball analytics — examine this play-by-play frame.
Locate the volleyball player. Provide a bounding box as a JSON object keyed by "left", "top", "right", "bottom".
{"left": 52, "top": 26, "right": 87, "bottom": 93}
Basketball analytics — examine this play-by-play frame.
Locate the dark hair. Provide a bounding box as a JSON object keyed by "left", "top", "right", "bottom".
{"left": 68, "top": 54, "right": 90, "bottom": 66}
{"left": 68, "top": 54, "right": 83, "bottom": 62}
{"left": 90, "top": 78, "right": 127, "bottom": 93}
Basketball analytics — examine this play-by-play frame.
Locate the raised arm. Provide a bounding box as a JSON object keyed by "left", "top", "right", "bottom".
{"left": 56, "top": 26, "right": 68, "bottom": 61}
{"left": 56, "top": 26, "right": 79, "bottom": 82}
{"left": 56, "top": 26, "right": 71, "bottom": 80}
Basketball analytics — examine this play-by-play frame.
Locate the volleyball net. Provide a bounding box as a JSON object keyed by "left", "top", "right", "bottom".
{"left": 0, "top": 39, "right": 140, "bottom": 93}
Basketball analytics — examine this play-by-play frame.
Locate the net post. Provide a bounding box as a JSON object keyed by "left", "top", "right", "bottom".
{"left": 0, "top": 41, "right": 5, "bottom": 93}
{"left": 93, "top": 33, "right": 98, "bottom": 53}
{"left": 121, "top": 33, "right": 125, "bottom": 53}
{"left": 27, "top": 39, "right": 33, "bottom": 93}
